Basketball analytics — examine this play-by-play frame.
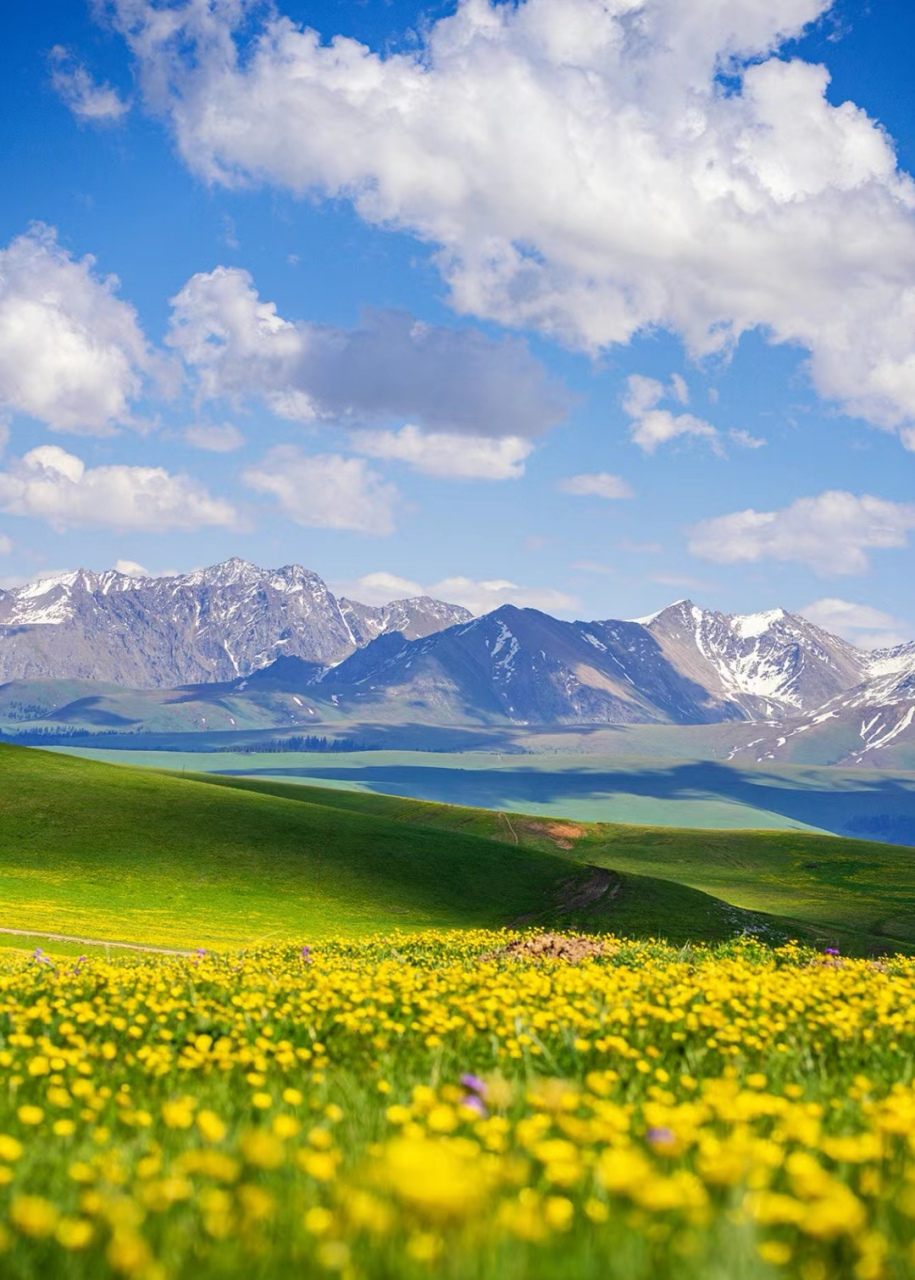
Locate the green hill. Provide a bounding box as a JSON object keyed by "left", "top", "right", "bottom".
{"left": 0, "top": 744, "right": 911, "bottom": 954}
{"left": 187, "top": 773, "right": 915, "bottom": 953}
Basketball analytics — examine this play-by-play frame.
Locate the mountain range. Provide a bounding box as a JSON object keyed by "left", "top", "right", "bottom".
{"left": 1, "top": 559, "right": 913, "bottom": 765}
{"left": 0, "top": 559, "right": 471, "bottom": 686}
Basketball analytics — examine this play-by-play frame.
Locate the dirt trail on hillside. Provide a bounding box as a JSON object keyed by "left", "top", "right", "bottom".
{"left": 0, "top": 928, "right": 191, "bottom": 956}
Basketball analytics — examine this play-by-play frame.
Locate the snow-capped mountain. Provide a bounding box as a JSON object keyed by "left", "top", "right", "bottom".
{"left": 310, "top": 604, "right": 740, "bottom": 725}
{"left": 0, "top": 560, "right": 470, "bottom": 687}
{"left": 3, "top": 573, "right": 913, "bottom": 754}
{"left": 301, "top": 600, "right": 864, "bottom": 726}
{"left": 640, "top": 600, "right": 868, "bottom": 718}
{"left": 736, "top": 642, "right": 915, "bottom": 767}
{"left": 338, "top": 596, "right": 472, "bottom": 648}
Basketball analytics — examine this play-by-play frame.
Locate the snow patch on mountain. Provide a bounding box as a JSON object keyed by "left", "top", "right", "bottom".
{"left": 644, "top": 600, "right": 868, "bottom": 717}
{"left": 0, "top": 559, "right": 470, "bottom": 687}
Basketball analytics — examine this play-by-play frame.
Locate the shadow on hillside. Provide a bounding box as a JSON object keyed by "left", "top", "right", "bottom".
{"left": 213, "top": 759, "right": 915, "bottom": 847}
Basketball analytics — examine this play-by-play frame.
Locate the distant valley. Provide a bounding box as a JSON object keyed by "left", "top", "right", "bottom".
{"left": 1, "top": 558, "right": 914, "bottom": 768}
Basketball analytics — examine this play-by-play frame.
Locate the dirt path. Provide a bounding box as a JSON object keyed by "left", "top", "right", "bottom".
{"left": 500, "top": 812, "right": 519, "bottom": 845}
{"left": 0, "top": 927, "right": 191, "bottom": 956}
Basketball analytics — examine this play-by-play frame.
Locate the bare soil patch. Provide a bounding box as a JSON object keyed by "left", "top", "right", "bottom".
{"left": 486, "top": 932, "right": 609, "bottom": 963}
{"left": 519, "top": 820, "right": 587, "bottom": 850}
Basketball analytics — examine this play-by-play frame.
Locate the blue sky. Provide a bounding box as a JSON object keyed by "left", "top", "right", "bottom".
{"left": 1, "top": 0, "right": 915, "bottom": 645}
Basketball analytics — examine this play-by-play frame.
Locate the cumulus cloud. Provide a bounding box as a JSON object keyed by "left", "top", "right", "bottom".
{"left": 168, "top": 266, "right": 569, "bottom": 437}
{"left": 0, "top": 534, "right": 12, "bottom": 555}
{"left": 623, "top": 375, "right": 719, "bottom": 454}
{"left": 351, "top": 425, "right": 532, "bottom": 479}
{"left": 332, "top": 571, "right": 424, "bottom": 604}
{"left": 49, "top": 46, "right": 131, "bottom": 123}
{"left": 106, "top": 0, "right": 915, "bottom": 442}
{"left": 425, "top": 576, "right": 577, "bottom": 616}
{"left": 0, "top": 445, "right": 236, "bottom": 532}
{"left": 242, "top": 447, "right": 397, "bottom": 535}
{"left": 339, "top": 570, "right": 576, "bottom": 616}
{"left": 0, "top": 226, "right": 149, "bottom": 434}
{"left": 184, "top": 421, "right": 245, "bottom": 452}
{"left": 114, "top": 559, "right": 150, "bottom": 576}
{"left": 689, "top": 490, "right": 915, "bottom": 575}
{"left": 558, "top": 472, "right": 633, "bottom": 499}
{"left": 799, "top": 597, "right": 912, "bottom": 649}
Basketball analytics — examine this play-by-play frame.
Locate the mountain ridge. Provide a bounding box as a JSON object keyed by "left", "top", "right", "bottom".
{"left": 0, "top": 558, "right": 471, "bottom": 688}
{"left": 302, "top": 599, "right": 869, "bottom": 728}
{"left": 2, "top": 560, "right": 914, "bottom": 762}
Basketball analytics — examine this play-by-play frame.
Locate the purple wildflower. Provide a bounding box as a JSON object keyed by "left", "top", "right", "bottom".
{"left": 461, "top": 1094, "right": 488, "bottom": 1117}
{"left": 460, "top": 1073, "right": 488, "bottom": 1097}
{"left": 825, "top": 947, "right": 840, "bottom": 956}
{"left": 300, "top": 946, "right": 312, "bottom": 963}
{"left": 647, "top": 1127, "right": 675, "bottom": 1147}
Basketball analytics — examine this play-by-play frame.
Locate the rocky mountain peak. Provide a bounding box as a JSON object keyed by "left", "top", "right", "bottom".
{"left": 634, "top": 599, "right": 868, "bottom": 717}
{"left": 0, "top": 560, "right": 469, "bottom": 687}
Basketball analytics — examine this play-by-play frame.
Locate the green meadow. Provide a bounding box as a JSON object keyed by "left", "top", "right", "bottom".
{"left": 0, "top": 743, "right": 913, "bottom": 955}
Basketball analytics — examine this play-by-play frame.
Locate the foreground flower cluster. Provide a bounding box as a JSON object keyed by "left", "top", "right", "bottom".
{"left": 0, "top": 932, "right": 914, "bottom": 1279}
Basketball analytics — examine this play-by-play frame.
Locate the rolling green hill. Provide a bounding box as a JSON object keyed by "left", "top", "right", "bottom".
{"left": 189, "top": 772, "right": 915, "bottom": 953}
{"left": 0, "top": 744, "right": 912, "bottom": 955}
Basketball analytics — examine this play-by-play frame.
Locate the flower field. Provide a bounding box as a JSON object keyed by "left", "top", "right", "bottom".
{"left": 0, "top": 931, "right": 914, "bottom": 1280}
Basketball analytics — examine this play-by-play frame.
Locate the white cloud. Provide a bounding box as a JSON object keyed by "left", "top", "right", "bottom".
{"left": 689, "top": 490, "right": 915, "bottom": 576}
{"left": 799, "top": 597, "right": 912, "bottom": 649}
{"left": 352, "top": 425, "right": 533, "bottom": 479}
{"left": 623, "top": 375, "right": 719, "bottom": 454}
{"left": 184, "top": 422, "right": 245, "bottom": 452}
{"left": 669, "top": 374, "right": 689, "bottom": 405}
{"left": 336, "top": 571, "right": 425, "bottom": 604}
{"left": 110, "top": 0, "right": 915, "bottom": 442}
{"left": 558, "top": 472, "right": 633, "bottom": 499}
{"left": 0, "top": 445, "right": 236, "bottom": 533}
{"left": 337, "top": 570, "right": 576, "bottom": 615}
{"left": 427, "top": 576, "right": 577, "bottom": 616}
{"left": 0, "top": 421, "right": 8, "bottom": 457}
{"left": 168, "top": 266, "right": 568, "bottom": 437}
{"left": 113, "top": 559, "right": 149, "bottom": 577}
{"left": 631, "top": 409, "right": 722, "bottom": 454}
{"left": 49, "top": 46, "right": 130, "bottom": 124}
{"left": 242, "top": 447, "right": 397, "bottom": 535}
{"left": 0, "top": 226, "right": 149, "bottom": 434}
{"left": 0, "top": 534, "right": 12, "bottom": 555}
{"left": 729, "top": 428, "right": 766, "bottom": 449}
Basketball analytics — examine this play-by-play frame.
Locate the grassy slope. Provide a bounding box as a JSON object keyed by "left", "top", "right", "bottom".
{"left": 0, "top": 745, "right": 577, "bottom": 946}
{"left": 192, "top": 775, "right": 915, "bottom": 952}
{"left": 3, "top": 744, "right": 912, "bottom": 953}
{"left": 0, "top": 745, "right": 821, "bottom": 952}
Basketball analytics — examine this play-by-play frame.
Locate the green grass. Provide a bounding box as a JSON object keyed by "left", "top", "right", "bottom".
{"left": 0, "top": 745, "right": 582, "bottom": 947}
{"left": 189, "top": 772, "right": 915, "bottom": 953}
{"left": 2, "top": 743, "right": 913, "bottom": 954}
